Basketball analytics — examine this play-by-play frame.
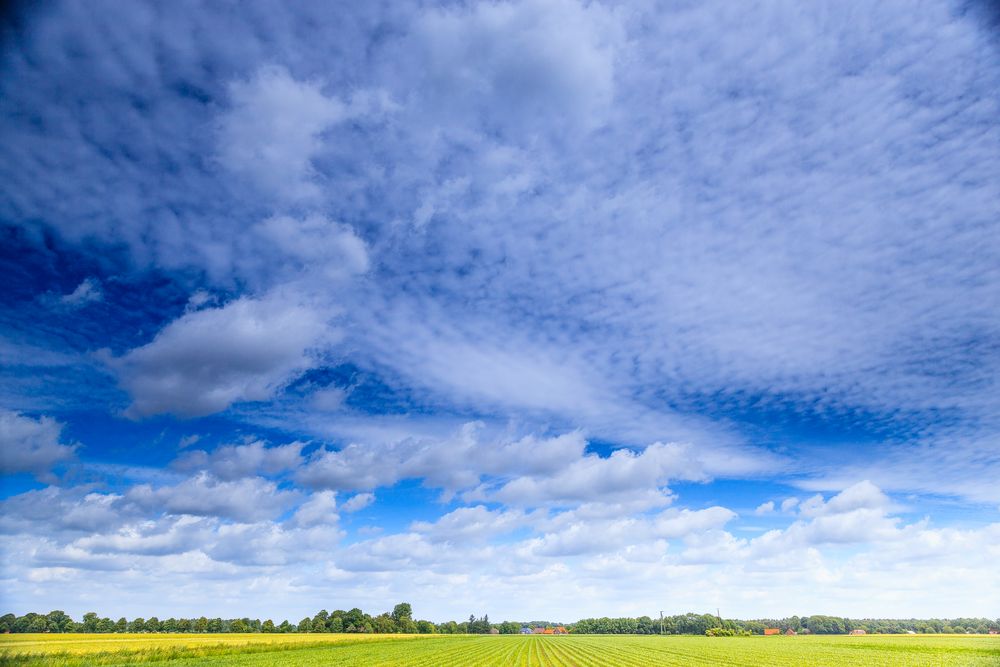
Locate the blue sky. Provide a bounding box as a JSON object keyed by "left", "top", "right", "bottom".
{"left": 1, "top": 0, "right": 998, "bottom": 622}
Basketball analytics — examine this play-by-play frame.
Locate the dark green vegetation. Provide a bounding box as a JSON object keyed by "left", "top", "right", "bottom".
{"left": 2, "top": 634, "right": 999, "bottom": 666}
{"left": 4, "top": 607, "right": 998, "bottom": 636}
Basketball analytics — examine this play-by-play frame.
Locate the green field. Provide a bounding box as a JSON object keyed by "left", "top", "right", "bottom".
{"left": 2, "top": 633, "right": 998, "bottom": 666}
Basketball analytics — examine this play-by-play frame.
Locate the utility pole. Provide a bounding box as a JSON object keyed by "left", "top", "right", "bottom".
{"left": 660, "top": 611, "right": 664, "bottom": 635}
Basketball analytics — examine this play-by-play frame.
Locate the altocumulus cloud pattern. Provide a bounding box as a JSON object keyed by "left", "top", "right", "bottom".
{"left": 0, "top": 0, "right": 998, "bottom": 621}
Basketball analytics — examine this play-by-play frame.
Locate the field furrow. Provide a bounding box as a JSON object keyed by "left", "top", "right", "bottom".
{"left": 2, "top": 633, "right": 999, "bottom": 666}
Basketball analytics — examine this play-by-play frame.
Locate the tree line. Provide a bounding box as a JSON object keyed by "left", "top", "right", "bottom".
{"left": 2, "top": 607, "right": 997, "bottom": 635}
{"left": 0, "top": 604, "right": 509, "bottom": 636}
{"left": 572, "top": 613, "right": 1000, "bottom": 635}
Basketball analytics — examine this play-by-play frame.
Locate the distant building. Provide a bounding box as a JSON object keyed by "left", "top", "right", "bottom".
{"left": 764, "top": 628, "right": 781, "bottom": 636}
{"left": 553, "top": 627, "right": 568, "bottom": 635}
{"left": 489, "top": 628, "right": 499, "bottom": 635}
{"left": 989, "top": 629, "right": 998, "bottom": 635}
{"left": 785, "top": 629, "right": 797, "bottom": 636}
{"left": 520, "top": 626, "right": 532, "bottom": 635}
{"left": 533, "top": 627, "right": 546, "bottom": 634}
{"left": 849, "top": 629, "right": 867, "bottom": 636}
{"left": 543, "top": 628, "right": 555, "bottom": 635}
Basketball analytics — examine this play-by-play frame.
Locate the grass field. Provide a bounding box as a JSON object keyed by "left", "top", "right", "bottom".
{"left": 2, "top": 633, "right": 998, "bottom": 666}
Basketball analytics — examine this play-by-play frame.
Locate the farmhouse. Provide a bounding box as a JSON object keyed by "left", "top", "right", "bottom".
{"left": 533, "top": 627, "right": 546, "bottom": 634}
{"left": 785, "top": 629, "right": 797, "bottom": 636}
{"left": 553, "top": 627, "right": 568, "bottom": 635}
{"left": 764, "top": 628, "right": 781, "bottom": 636}
{"left": 849, "top": 629, "right": 867, "bottom": 636}
{"left": 489, "top": 628, "right": 499, "bottom": 635}
{"left": 520, "top": 626, "right": 532, "bottom": 635}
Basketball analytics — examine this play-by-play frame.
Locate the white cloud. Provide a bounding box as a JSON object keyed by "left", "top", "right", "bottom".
{"left": 58, "top": 278, "right": 102, "bottom": 308}
{"left": 124, "top": 473, "right": 298, "bottom": 522}
{"left": 340, "top": 492, "right": 375, "bottom": 513}
{"left": 410, "top": 0, "right": 619, "bottom": 135}
{"left": 798, "top": 480, "right": 890, "bottom": 518}
{"left": 105, "top": 294, "right": 328, "bottom": 418}
{"left": 754, "top": 500, "right": 775, "bottom": 515}
{"left": 217, "top": 65, "right": 346, "bottom": 201}
{"left": 0, "top": 409, "right": 77, "bottom": 478}
{"left": 488, "top": 442, "right": 711, "bottom": 506}
{"left": 289, "top": 490, "right": 339, "bottom": 529}
{"left": 173, "top": 439, "right": 304, "bottom": 480}
{"left": 411, "top": 505, "right": 528, "bottom": 543}
{"left": 235, "top": 214, "right": 369, "bottom": 289}
{"left": 780, "top": 497, "right": 800, "bottom": 512}
{"left": 298, "top": 426, "right": 589, "bottom": 495}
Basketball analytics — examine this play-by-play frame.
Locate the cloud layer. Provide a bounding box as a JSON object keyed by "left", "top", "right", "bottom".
{"left": 1, "top": 0, "right": 998, "bottom": 620}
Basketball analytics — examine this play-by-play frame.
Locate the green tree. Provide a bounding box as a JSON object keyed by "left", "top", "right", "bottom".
{"left": 82, "top": 612, "right": 100, "bottom": 633}
{"left": 392, "top": 603, "right": 413, "bottom": 624}
{"left": 0, "top": 614, "right": 16, "bottom": 633}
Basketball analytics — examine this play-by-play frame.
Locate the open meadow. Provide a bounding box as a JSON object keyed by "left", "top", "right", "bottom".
{"left": 2, "top": 633, "right": 998, "bottom": 666}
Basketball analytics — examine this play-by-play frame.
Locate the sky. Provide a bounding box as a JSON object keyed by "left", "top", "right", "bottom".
{"left": 0, "top": 0, "right": 998, "bottom": 623}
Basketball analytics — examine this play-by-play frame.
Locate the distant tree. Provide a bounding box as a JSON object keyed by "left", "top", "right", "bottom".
{"left": 343, "top": 609, "right": 366, "bottom": 632}
{"left": 392, "top": 603, "right": 413, "bottom": 624}
{"left": 278, "top": 620, "right": 293, "bottom": 633}
{"left": 146, "top": 617, "right": 161, "bottom": 633}
{"left": 230, "top": 619, "right": 249, "bottom": 633}
{"left": 416, "top": 620, "right": 437, "bottom": 634}
{"left": 328, "top": 617, "right": 343, "bottom": 633}
{"left": 297, "top": 617, "right": 312, "bottom": 633}
{"left": 82, "top": 612, "right": 100, "bottom": 633}
{"left": 115, "top": 618, "right": 127, "bottom": 633}
{"left": 373, "top": 613, "right": 396, "bottom": 634}
{"left": 262, "top": 619, "right": 275, "bottom": 633}
{"left": 127, "top": 617, "right": 145, "bottom": 633}
{"left": 0, "top": 614, "right": 16, "bottom": 633}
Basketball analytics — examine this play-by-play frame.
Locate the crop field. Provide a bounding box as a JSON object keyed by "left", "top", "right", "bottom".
{"left": 2, "top": 633, "right": 998, "bottom": 666}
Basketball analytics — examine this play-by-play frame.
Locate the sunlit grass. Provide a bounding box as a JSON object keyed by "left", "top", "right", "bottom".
{"left": 2, "top": 633, "right": 998, "bottom": 666}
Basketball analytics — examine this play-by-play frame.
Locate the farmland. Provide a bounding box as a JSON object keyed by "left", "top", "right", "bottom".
{"left": 2, "top": 633, "right": 998, "bottom": 666}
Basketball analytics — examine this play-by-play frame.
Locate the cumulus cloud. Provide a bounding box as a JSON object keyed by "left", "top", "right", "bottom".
{"left": 173, "top": 439, "right": 304, "bottom": 480}
{"left": 754, "top": 501, "right": 775, "bottom": 515}
{"left": 105, "top": 295, "right": 328, "bottom": 418}
{"left": 298, "top": 426, "right": 589, "bottom": 495}
{"left": 340, "top": 492, "right": 375, "bottom": 513}
{"left": 798, "top": 480, "right": 890, "bottom": 518}
{"left": 780, "top": 497, "right": 800, "bottom": 513}
{"left": 488, "top": 442, "right": 712, "bottom": 506}
{"left": 0, "top": 409, "right": 77, "bottom": 478}
{"left": 124, "top": 473, "right": 298, "bottom": 522}
{"left": 217, "top": 65, "right": 347, "bottom": 201}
